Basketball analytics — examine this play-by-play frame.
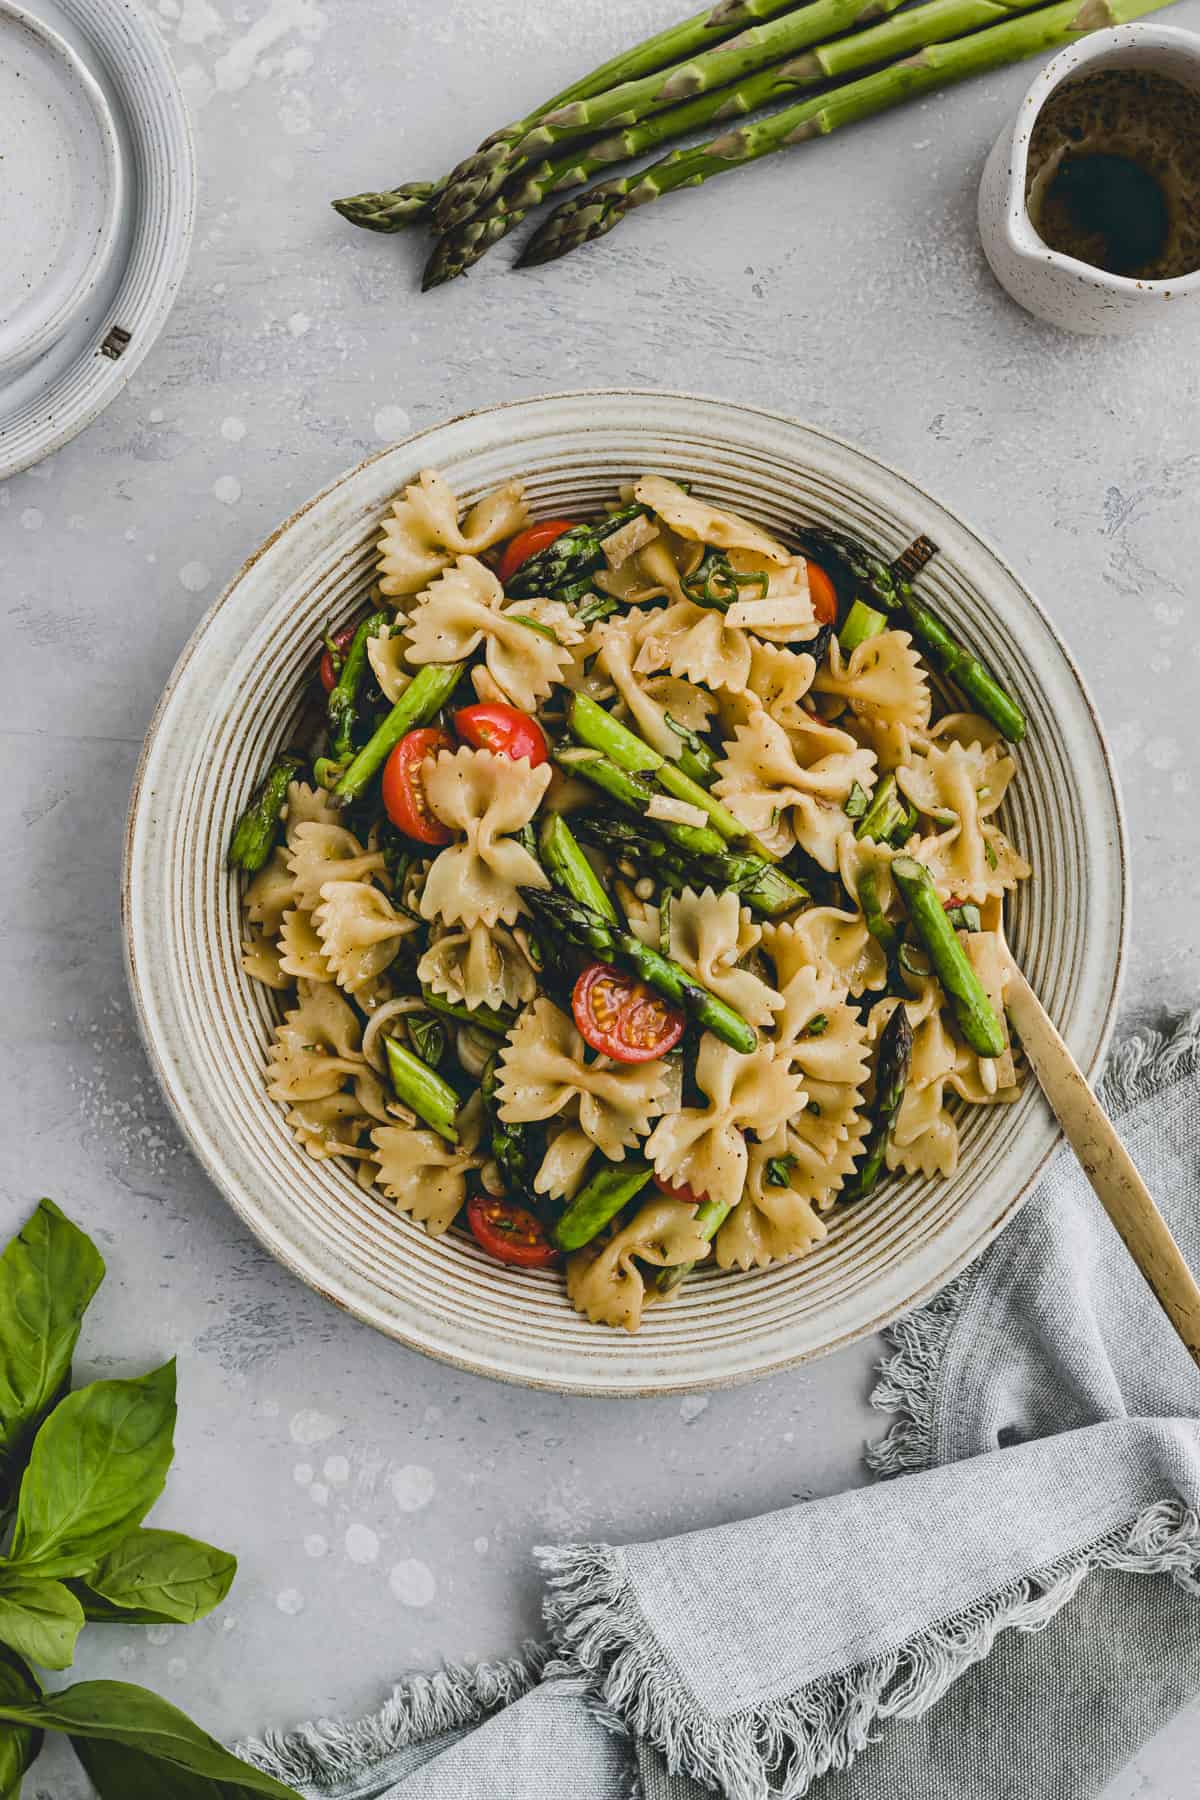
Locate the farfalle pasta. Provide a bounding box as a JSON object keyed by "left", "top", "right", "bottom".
{"left": 232, "top": 467, "right": 1032, "bottom": 1330}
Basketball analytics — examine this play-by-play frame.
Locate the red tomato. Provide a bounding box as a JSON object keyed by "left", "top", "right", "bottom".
{"left": 654, "top": 1174, "right": 706, "bottom": 1206}
{"left": 454, "top": 703, "right": 548, "bottom": 767}
{"left": 318, "top": 623, "right": 357, "bottom": 693}
{"left": 805, "top": 561, "right": 839, "bottom": 627}
{"left": 467, "top": 1193, "right": 560, "bottom": 1269}
{"left": 497, "top": 519, "right": 577, "bottom": 585}
{"left": 381, "top": 728, "right": 456, "bottom": 844}
{"left": 572, "top": 962, "right": 685, "bottom": 1065}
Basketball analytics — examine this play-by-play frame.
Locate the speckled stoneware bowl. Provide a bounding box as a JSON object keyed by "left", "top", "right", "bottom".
{"left": 123, "top": 391, "right": 1128, "bottom": 1396}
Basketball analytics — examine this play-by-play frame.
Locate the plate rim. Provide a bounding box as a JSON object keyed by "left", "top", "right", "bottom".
{"left": 123, "top": 387, "right": 1129, "bottom": 1395}
{"left": 0, "top": 0, "right": 195, "bottom": 479}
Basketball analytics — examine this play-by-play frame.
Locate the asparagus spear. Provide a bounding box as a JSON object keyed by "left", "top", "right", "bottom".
{"left": 574, "top": 814, "right": 809, "bottom": 918}
{"left": 228, "top": 752, "right": 304, "bottom": 873}
{"left": 855, "top": 772, "right": 917, "bottom": 846}
{"left": 656, "top": 1196, "right": 730, "bottom": 1292}
{"left": 555, "top": 1160, "right": 655, "bottom": 1251}
{"left": 383, "top": 1035, "right": 462, "bottom": 1142}
{"left": 540, "top": 814, "right": 620, "bottom": 923}
{"left": 332, "top": 662, "right": 463, "bottom": 803}
{"left": 796, "top": 526, "right": 1028, "bottom": 743}
{"left": 840, "top": 1002, "right": 913, "bottom": 1203}
{"left": 420, "top": 988, "right": 515, "bottom": 1035}
{"left": 890, "top": 858, "right": 1006, "bottom": 1057}
{"left": 519, "top": 0, "right": 1173, "bottom": 270}
{"left": 521, "top": 887, "right": 758, "bottom": 1054}
{"left": 332, "top": 180, "right": 441, "bottom": 233}
{"left": 567, "top": 693, "right": 762, "bottom": 854}
{"left": 839, "top": 599, "right": 888, "bottom": 655}
{"left": 481, "top": 1052, "right": 540, "bottom": 1202}
{"left": 328, "top": 609, "right": 389, "bottom": 762}
{"left": 503, "top": 503, "right": 646, "bottom": 598}
{"left": 432, "top": 0, "right": 830, "bottom": 233}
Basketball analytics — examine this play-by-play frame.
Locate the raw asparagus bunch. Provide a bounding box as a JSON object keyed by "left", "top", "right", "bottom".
{"left": 519, "top": 0, "right": 1175, "bottom": 269}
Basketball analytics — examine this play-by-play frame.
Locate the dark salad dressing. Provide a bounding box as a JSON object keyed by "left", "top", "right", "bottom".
{"left": 1025, "top": 68, "right": 1200, "bottom": 280}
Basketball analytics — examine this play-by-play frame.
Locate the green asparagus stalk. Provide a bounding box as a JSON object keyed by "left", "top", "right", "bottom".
{"left": 797, "top": 526, "right": 1028, "bottom": 743}
{"left": 432, "top": 0, "right": 833, "bottom": 233}
{"left": 841, "top": 1001, "right": 913, "bottom": 1203}
{"left": 383, "top": 1035, "right": 462, "bottom": 1142}
{"left": 328, "top": 609, "right": 389, "bottom": 762}
{"left": 656, "top": 1196, "right": 730, "bottom": 1292}
{"left": 567, "top": 693, "right": 762, "bottom": 854}
{"left": 890, "top": 857, "right": 1006, "bottom": 1057}
{"left": 555, "top": 1159, "right": 654, "bottom": 1251}
{"left": 839, "top": 598, "right": 888, "bottom": 655}
{"left": 481, "top": 1053, "right": 540, "bottom": 1202}
{"left": 504, "top": 503, "right": 645, "bottom": 597}
{"left": 521, "top": 886, "right": 758, "bottom": 1054}
{"left": 332, "top": 661, "right": 463, "bottom": 802}
{"left": 540, "top": 814, "right": 620, "bottom": 924}
{"left": 228, "top": 752, "right": 304, "bottom": 873}
{"left": 421, "top": 988, "right": 515, "bottom": 1035}
{"left": 855, "top": 772, "right": 917, "bottom": 846}
{"left": 518, "top": 0, "right": 1175, "bottom": 270}
{"left": 332, "top": 180, "right": 441, "bottom": 233}
{"left": 573, "top": 814, "right": 809, "bottom": 918}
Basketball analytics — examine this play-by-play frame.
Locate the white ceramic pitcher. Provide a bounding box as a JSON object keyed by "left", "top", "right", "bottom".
{"left": 978, "top": 23, "right": 1200, "bottom": 335}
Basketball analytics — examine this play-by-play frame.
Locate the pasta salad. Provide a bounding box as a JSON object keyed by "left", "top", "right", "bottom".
{"left": 229, "top": 470, "right": 1030, "bottom": 1332}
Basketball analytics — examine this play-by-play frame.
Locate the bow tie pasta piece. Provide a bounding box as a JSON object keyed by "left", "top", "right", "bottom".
{"left": 634, "top": 600, "right": 755, "bottom": 696}
{"left": 377, "top": 469, "right": 528, "bottom": 599}
{"left": 419, "top": 747, "right": 552, "bottom": 930}
{"left": 714, "top": 711, "right": 876, "bottom": 870}
{"left": 896, "top": 737, "right": 1031, "bottom": 903}
{"left": 285, "top": 779, "right": 341, "bottom": 832}
{"left": 628, "top": 887, "right": 783, "bottom": 1029}
{"left": 403, "top": 557, "right": 583, "bottom": 713}
{"left": 768, "top": 964, "right": 871, "bottom": 1160}
{"left": 566, "top": 1197, "right": 715, "bottom": 1333}
{"left": 266, "top": 979, "right": 366, "bottom": 1105}
{"left": 634, "top": 475, "right": 791, "bottom": 565}
{"left": 287, "top": 822, "right": 387, "bottom": 912}
{"left": 534, "top": 1124, "right": 596, "bottom": 1203}
{"left": 278, "top": 908, "right": 333, "bottom": 983}
{"left": 244, "top": 848, "right": 300, "bottom": 936}
{"left": 813, "top": 630, "right": 932, "bottom": 734}
{"left": 764, "top": 909, "right": 887, "bottom": 999}
{"left": 644, "top": 1033, "right": 806, "bottom": 1212}
{"left": 418, "top": 920, "right": 537, "bottom": 1014}
{"left": 590, "top": 612, "right": 716, "bottom": 761}
{"left": 869, "top": 983, "right": 961, "bottom": 1179}
{"left": 720, "top": 642, "right": 817, "bottom": 740}
{"left": 365, "top": 623, "right": 411, "bottom": 704}
{"left": 315, "top": 880, "right": 421, "bottom": 995}
{"left": 715, "top": 1131, "right": 830, "bottom": 1271}
{"left": 286, "top": 1070, "right": 391, "bottom": 1168}
{"left": 593, "top": 528, "right": 700, "bottom": 606}
{"left": 497, "top": 997, "right": 672, "bottom": 1161}
{"left": 241, "top": 925, "right": 290, "bottom": 990}
{"left": 372, "top": 1094, "right": 484, "bottom": 1235}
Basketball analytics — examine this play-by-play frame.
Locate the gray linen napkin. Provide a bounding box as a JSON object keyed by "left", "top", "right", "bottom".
{"left": 243, "top": 1012, "right": 1200, "bottom": 1800}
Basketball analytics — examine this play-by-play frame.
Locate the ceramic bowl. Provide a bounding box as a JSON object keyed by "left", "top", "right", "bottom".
{"left": 0, "top": 1, "right": 123, "bottom": 377}
{"left": 123, "top": 391, "right": 1127, "bottom": 1396}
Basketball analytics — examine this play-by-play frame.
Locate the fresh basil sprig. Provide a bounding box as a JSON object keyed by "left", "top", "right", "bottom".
{"left": 0, "top": 1200, "right": 301, "bottom": 1798}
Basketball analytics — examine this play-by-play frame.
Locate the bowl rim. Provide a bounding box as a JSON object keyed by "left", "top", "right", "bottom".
{"left": 122, "top": 387, "right": 1129, "bottom": 1394}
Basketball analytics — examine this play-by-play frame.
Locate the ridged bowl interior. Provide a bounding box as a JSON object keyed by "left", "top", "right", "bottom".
{"left": 123, "top": 392, "right": 1126, "bottom": 1395}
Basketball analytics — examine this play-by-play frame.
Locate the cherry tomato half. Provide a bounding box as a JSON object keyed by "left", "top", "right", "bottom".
{"left": 318, "top": 622, "right": 358, "bottom": 694}
{"left": 454, "top": 703, "right": 548, "bottom": 767}
{"left": 654, "top": 1174, "right": 706, "bottom": 1206}
{"left": 572, "top": 962, "right": 685, "bottom": 1065}
{"left": 805, "top": 561, "right": 839, "bottom": 628}
{"left": 467, "top": 1193, "right": 560, "bottom": 1269}
{"left": 381, "top": 728, "right": 456, "bottom": 844}
{"left": 497, "top": 519, "right": 577, "bottom": 585}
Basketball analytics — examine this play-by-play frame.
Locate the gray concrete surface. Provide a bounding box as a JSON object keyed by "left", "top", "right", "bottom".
{"left": 3, "top": 0, "right": 1199, "bottom": 1793}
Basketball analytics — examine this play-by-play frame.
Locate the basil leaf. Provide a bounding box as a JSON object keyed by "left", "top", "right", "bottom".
{"left": 73, "top": 1734, "right": 291, "bottom": 1799}
{"left": 81, "top": 1530, "right": 236, "bottom": 1626}
{"left": 0, "top": 1579, "right": 83, "bottom": 1673}
{"left": 406, "top": 1014, "right": 446, "bottom": 1070}
{"left": 765, "top": 1155, "right": 796, "bottom": 1188}
{"left": 0, "top": 1682, "right": 300, "bottom": 1796}
{"left": 0, "top": 1201, "right": 105, "bottom": 1497}
{"left": 0, "top": 1651, "right": 40, "bottom": 1799}
{"left": 8, "top": 1363, "right": 176, "bottom": 1580}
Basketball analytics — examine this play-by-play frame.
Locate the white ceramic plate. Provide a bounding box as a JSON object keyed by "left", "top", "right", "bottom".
{"left": 123, "top": 391, "right": 1128, "bottom": 1396}
{"left": 0, "top": 0, "right": 194, "bottom": 478}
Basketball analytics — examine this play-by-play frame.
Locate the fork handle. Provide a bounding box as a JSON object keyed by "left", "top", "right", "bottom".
{"left": 1004, "top": 965, "right": 1200, "bottom": 1368}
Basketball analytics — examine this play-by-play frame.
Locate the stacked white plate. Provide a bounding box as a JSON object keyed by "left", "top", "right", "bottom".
{"left": 0, "top": 0, "right": 194, "bottom": 477}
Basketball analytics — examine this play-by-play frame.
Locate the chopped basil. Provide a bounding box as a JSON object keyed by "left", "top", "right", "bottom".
{"left": 407, "top": 1012, "right": 447, "bottom": 1068}
{"left": 844, "top": 781, "right": 870, "bottom": 820}
{"left": 805, "top": 1013, "right": 829, "bottom": 1036}
{"left": 765, "top": 1154, "right": 797, "bottom": 1188}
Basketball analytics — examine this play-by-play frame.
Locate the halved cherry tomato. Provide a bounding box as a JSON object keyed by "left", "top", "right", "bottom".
{"left": 572, "top": 962, "right": 685, "bottom": 1065}
{"left": 654, "top": 1174, "right": 706, "bottom": 1206}
{"left": 454, "top": 702, "right": 548, "bottom": 767}
{"left": 805, "top": 561, "right": 839, "bottom": 627}
{"left": 467, "top": 1192, "right": 560, "bottom": 1268}
{"left": 318, "top": 623, "right": 358, "bottom": 694}
{"left": 497, "top": 519, "right": 577, "bottom": 585}
{"left": 381, "top": 728, "right": 455, "bottom": 844}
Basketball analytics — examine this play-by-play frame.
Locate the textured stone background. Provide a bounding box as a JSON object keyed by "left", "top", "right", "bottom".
{"left": 3, "top": 0, "right": 1199, "bottom": 1793}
